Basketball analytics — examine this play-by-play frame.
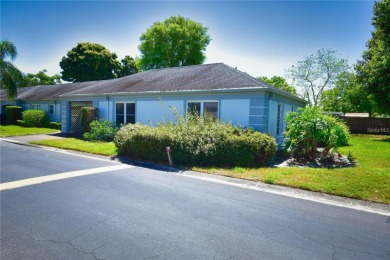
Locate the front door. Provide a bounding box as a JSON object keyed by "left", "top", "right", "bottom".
{"left": 70, "top": 101, "right": 93, "bottom": 132}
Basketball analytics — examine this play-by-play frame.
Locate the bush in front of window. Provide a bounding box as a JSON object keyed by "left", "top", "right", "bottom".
{"left": 114, "top": 114, "right": 277, "bottom": 167}
{"left": 81, "top": 107, "right": 98, "bottom": 132}
{"left": 83, "top": 119, "right": 117, "bottom": 142}
{"left": 5, "top": 106, "right": 22, "bottom": 125}
{"left": 22, "top": 109, "right": 48, "bottom": 127}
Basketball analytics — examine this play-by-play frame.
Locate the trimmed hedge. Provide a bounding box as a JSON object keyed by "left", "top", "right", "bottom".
{"left": 81, "top": 107, "right": 98, "bottom": 132}
{"left": 46, "top": 122, "right": 61, "bottom": 130}
{"left": 22, "top": 110, "right": 48, "bottom": 127}
{"left": 5, "top": 106, "right": 22, "bottom": 125}
{"left": 114, "top": 116, "right": 276, "bottom": 167}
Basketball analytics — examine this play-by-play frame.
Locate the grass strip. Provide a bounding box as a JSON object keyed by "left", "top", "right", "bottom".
{"left": 0, "top": 125, "right": 58, "bottom": 137}
{"left": 31, "top": 138, "right": 117, "bottom": 157}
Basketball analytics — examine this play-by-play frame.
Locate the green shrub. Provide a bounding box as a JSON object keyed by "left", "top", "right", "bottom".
{"left": 46, "top": 122, "right": 61, "bottom": 130}
{"left": 114, "top": 114, "right": 276, "bottom": 167}
{"left": 5, "top": 106, "right": 22, "bottom": 125}
{"left": 83, "top": 119, "right": 117, "bottom": 142}
{"left": 22, "top": 110, "right": 48, "bottom": 127}
{"left": 81, "top": 107, "right": 98, "bottom": 132}
{"left": 283, "top": 107, "right": 350, "bottom": 160}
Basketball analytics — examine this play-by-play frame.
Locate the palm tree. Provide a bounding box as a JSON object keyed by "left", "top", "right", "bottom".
{"left": 0, "top": 39, "right": 24, "bottom": 99}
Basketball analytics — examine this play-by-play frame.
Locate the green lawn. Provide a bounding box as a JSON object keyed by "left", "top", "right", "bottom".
{"left": 193, "top": 135, "right": 390, "bottom": 204}
{"left": 0, "top": 125, "right": 58, "bottom": 137}
{"left": 30, "top": 134, "right": 390, "bottom": 204}
{"left": 31, "top": 138, "right": 117, "bottom": 156}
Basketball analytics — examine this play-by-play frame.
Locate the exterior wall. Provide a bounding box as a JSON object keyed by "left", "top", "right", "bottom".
{"left": 267, "top": 93, "right": 306, "bottom": 145}
{"left": 137, "top": 100, "right": 184, "bottom": 124}
{"left": 60, "top": 92, "right": 270, "bottom": 133}
{"left": 60, "top": 91, "right": 306, "bottom": 142}
{"left": 220, "top": 99, "right": 250, "bottom": 127}
{"left": 249, "top": 98, "right": 269, "bottom": 132}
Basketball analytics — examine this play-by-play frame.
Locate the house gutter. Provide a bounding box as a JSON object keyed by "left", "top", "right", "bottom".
{"left": 60, "top": 87, "right": 307, "bottom": 104}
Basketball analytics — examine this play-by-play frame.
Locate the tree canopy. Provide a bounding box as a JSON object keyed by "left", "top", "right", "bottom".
{"left": 257, "top": 76, "right": 297, "bottom": 95}
{"left": 139, "top": 16, "right": 211, "bottom": 70}
{"left": 117, "top": 55, "right": 139, "bottom": 78}
{"left": 0, "top": 39, "right": 24, "bottom": 98}
{"left": 320, "top": 72, "right": 376, "bottom": 115}
{"left": 356, "top": 0, "right": 390, "bottom": 115}
{"left": 24, "top": 69, "right": 61, "bottom": 87}
{"left": 286, "top": 49, "right": 349, "bottom": 107}
{"left": 60, "top": 42, "right": 121, "bottom": 82}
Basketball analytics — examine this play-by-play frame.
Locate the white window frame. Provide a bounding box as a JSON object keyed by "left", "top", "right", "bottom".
{"left": 31, "top": 104, "right": 41, "bottom": 110}
{"left": 186, "top": 100, "right": 219, "bottom": 118}
{"left": 115, "top": 102, "right": 136, "bottom": 126}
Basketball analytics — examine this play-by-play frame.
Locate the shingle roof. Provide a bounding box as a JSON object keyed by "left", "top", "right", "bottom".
{"left": 63, "top": 63, "right": 268, "bottom": 96}
{"left": 0, "top": 63, "right": 303, "bottom": 102}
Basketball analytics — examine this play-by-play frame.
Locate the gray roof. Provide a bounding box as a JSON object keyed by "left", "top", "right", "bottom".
{"left": 0, "top": 63, "right": 305, "bottom": 102}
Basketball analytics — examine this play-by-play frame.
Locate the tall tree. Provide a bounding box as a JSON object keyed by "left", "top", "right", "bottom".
{"left": 257, "top": 75, "right": 297, "bottom": 95}
{"left": 60, "top": 42, "right": 121, "bottom": 82}
{"left": 139, "top": 16, "right": 211, "bottom": 70}
{"left": 286, "top": 49, "right": 349, "bottom": 107}
{"left": 117, "top": 55, "right": 138, "bottom": 78}
{"left": 0, "top": 39, "right": 24, "bottom": 98}
{"left": 24, "top": 69, "right": 61, "bottom": 87}
{"left": 320, "top": 71, "right": 376, "bottom": 115}
{"left": 356, "top": 0, "right": 390, "bottom": 115}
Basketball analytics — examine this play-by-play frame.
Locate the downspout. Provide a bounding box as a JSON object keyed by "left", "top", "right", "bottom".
{"left": 106, "top": 95, "right": 110, "bottom": 121}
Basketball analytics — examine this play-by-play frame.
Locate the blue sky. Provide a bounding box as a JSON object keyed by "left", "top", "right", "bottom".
{"left": 1, "top": 1, "right": 374, "bottom": 79}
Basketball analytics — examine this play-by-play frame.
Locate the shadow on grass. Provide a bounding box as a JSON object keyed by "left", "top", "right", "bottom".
{"left": 48, "top": 132, "right": 84, "bottom": 139}
{"left": 113, "top": 156, "right": 179, "bottom": 173}
{"left": 373, "top": 137, "right": 390, "bottom": 143}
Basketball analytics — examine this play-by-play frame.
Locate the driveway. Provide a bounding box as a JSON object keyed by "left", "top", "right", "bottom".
{"left": 1, "top": 141, "right": 389, "bottom": 259}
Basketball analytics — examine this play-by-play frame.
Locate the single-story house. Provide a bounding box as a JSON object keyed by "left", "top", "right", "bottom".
{"left": 0, "top": 63, "right": 306, "bottom": 144}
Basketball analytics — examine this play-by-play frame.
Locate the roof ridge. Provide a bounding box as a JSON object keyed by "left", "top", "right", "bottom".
{"left": 218, "top": 63, "right": 266, "bottom": 85}
{"left": 139, "top": 62, "right": 222, "bottom": 73}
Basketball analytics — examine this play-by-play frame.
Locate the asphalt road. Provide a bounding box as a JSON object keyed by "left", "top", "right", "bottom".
{"left": 1, "top": 141, "right": 389, "bottom": 260}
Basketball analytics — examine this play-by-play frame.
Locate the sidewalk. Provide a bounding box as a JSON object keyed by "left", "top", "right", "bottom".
{"left": 3, "top": 132, "right": 82, "bottom": 143}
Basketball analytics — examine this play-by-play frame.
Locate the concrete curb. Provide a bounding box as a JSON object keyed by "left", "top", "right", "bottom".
{"left": 179, "top": 170, "right": 390, "bottom": 216}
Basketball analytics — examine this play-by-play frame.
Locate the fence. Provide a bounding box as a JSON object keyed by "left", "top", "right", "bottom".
{"left": 338, "top": 116, "right": 390, "bottom": 135}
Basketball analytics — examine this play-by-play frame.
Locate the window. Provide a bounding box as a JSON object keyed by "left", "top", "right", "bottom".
{"left": 31, "top": 104, "right": 40, "bottom": 110}
{"left": 276, "top": 104, "right": 283, "bottom": 135}
{"left": 116, "top": 102, "right": 135, "bottom": 126}
{"left": 49, "top": 105, "right": 54, "bottom": 115}
{"left": 187, "top": 101, "right": 218, "bottom": 118}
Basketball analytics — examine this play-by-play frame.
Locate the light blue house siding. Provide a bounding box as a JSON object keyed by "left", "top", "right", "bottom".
{"left": 60, "top": 89, "right": 305, "bottom": 144}
{"left": 22, "top": 101, "right": 61, "bottom": 122}
{"left": 0, "top": 99, "right": 61, "bottom": 123}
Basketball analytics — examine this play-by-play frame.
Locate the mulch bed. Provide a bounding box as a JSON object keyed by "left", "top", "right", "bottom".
{"left": 271, "top": 149, "right": 355, "bottom": 169}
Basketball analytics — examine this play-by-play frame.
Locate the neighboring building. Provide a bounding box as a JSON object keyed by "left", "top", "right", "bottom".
{"left": 0, "top": 63, "right": 306, "bottom": 144}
